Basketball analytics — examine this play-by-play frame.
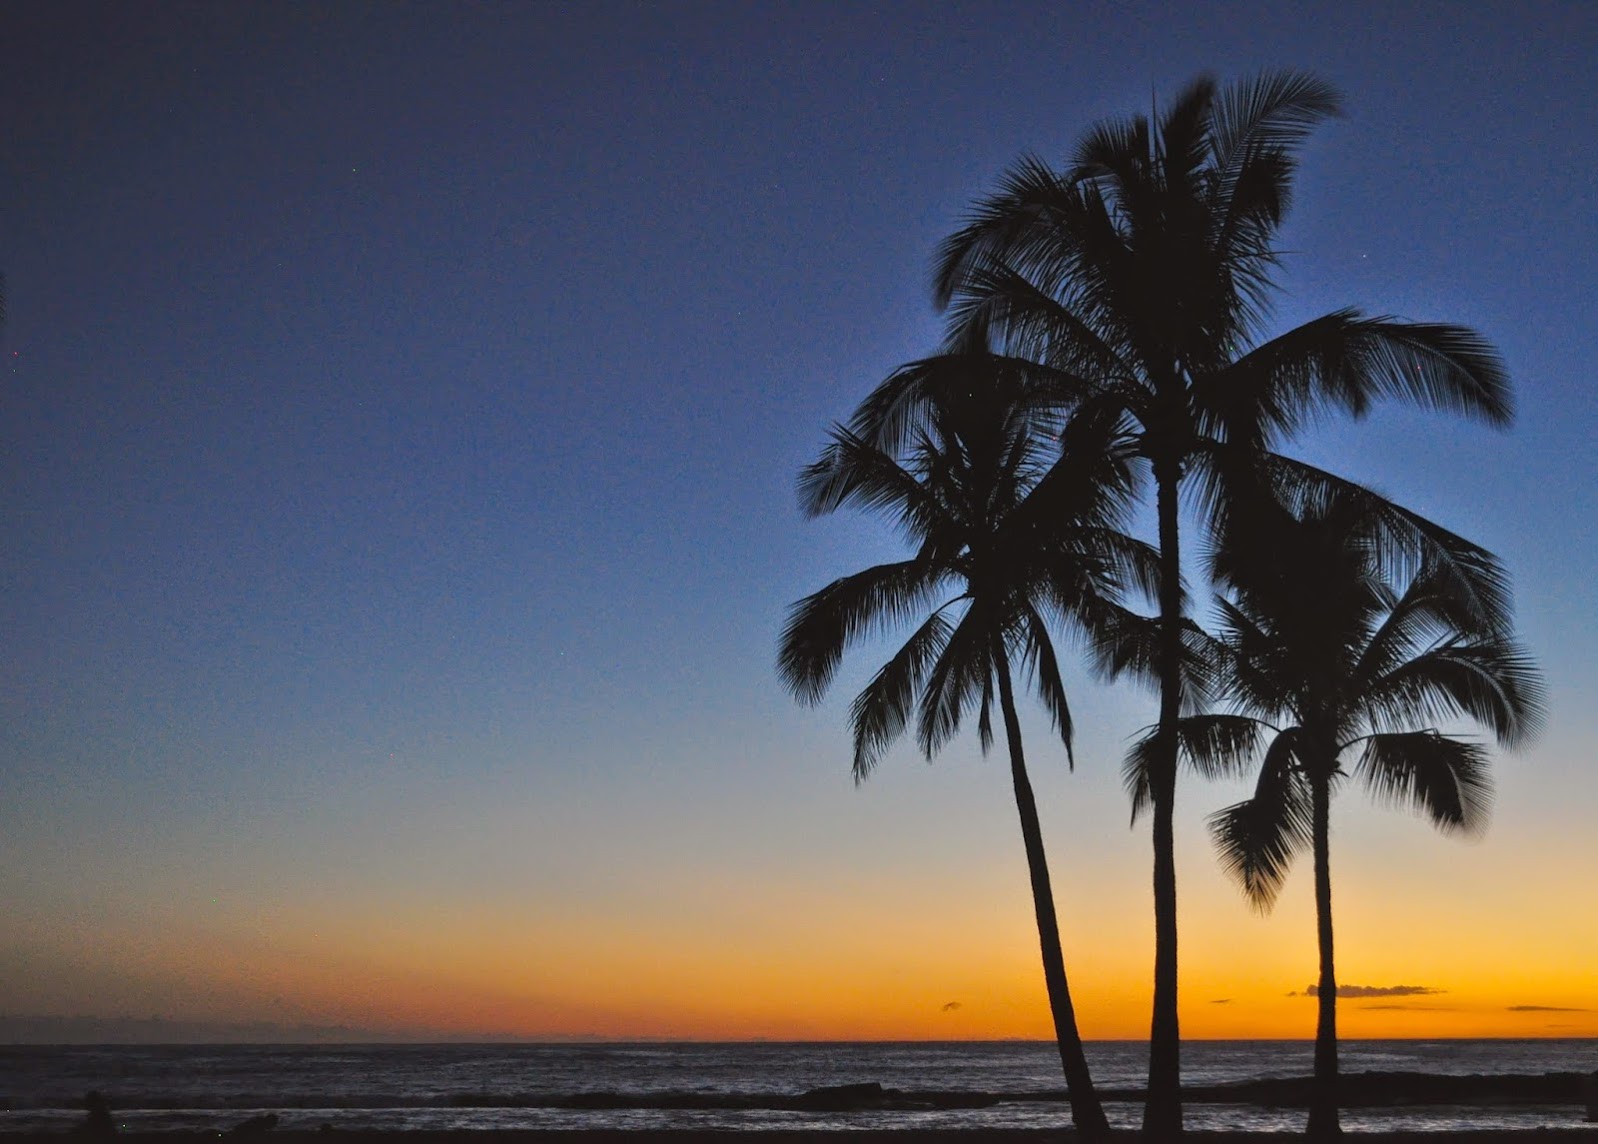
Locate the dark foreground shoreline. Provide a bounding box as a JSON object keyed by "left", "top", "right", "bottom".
{"left": 6, "top": 1131, "right": 1598, "bottom": 1143}
{"left": 8, "top": 1072, "right": 1595, "bottom": 1139}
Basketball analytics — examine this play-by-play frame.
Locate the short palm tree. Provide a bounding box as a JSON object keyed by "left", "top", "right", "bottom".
{"left": 779, "top": 354, "right": 1158, "bottom": 1140}
{"left": 1180, "top": 491, "right": 1541, "bottom": 1139}
{"left": 882, "top": 71, "right": 1517, "bottom": 1135}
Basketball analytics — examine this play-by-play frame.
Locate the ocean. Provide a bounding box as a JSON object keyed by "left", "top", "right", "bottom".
{"left": 2, "top": 1040, "right": 1596, "bottom": 1135}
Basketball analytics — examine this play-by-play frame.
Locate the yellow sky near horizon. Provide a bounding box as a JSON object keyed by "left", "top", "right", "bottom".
{"left": 10, "top": 897, "right": 1595, "bottom": 1041}
{"left": 9, "top": 727, "right": 1594, "bottom": 1043}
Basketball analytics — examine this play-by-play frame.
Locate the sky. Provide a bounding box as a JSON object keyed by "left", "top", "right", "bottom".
{"left": 1, "top": 1, "right": 1595, "bottom": 1043}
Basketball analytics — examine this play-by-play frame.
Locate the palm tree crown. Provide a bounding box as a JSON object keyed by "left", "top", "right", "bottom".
{"left": 779, "top": 355, "right": 1153, "bottom": 775}
{"left": 1206, "top": 493, "right": 1541, "bottom": 906}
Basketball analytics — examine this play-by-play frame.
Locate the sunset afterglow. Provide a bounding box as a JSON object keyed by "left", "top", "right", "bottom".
{"left": 2, "top": 3, "right": 1594, "bottom": 1054}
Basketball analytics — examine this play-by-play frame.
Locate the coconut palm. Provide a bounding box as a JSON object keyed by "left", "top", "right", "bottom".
{"left": 1174, "top": 490, "right": 1541, "bottom": 1139}
{"left": 887, "top": 71, "right": 1517, "bottom": 1134}
{"left": 779, "top": 354, "right": 1159, "bottom": 1140}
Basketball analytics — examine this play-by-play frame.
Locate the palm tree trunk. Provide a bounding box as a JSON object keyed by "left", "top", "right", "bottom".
{"left": 1308, "top": 772, "right": 1342, "bottom": 1139}
{"left": 994, "top": 657, "right": 1110, "bottom": 1140}
{"left": 1144, "top": 461, "right": 1184, "bottom": 1139}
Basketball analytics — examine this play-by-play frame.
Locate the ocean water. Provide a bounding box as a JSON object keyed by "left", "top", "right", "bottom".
{"left": 2, "top": 1040, "right": 1595, "bottom": 1134}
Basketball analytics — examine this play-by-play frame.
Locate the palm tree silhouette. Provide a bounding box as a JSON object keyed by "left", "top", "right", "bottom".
{"left": 909, "top": 72, "right": 1515, "bottom": 1135}
{"left": 1178, "top": 490, "right": 1542, "bottom": 1139}
{"left": 779, "top": 354, "right": 1158, "bottom": 1140}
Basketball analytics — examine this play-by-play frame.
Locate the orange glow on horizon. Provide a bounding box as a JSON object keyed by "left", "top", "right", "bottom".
{"left": 10, "top": 771, "right": 1593, "bottom": 1044}
{"left": 21, "top": 894, "right": 1594, "bottom": 1043}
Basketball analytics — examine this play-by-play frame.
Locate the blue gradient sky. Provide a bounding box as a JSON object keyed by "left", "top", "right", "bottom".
{"left": 2, "top": 2, "right": 1595, "bottom": 1039}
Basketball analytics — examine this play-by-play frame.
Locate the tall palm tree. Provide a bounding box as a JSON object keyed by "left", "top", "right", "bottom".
{"left": 1178, "top": 491, "right": 1542, "bottom": 1139}
{"left": 779, "top": 354, "right": 1158, "bottom": 1140}
{"left": 896, "top": 71, "right": 1515, "bottom": 1135}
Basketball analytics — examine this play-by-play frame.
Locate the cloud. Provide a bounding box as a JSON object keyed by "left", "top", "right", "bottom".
{"left": 1288, "top": 984, "right": 1443, "bottom": 998}
{"left": 940, "top": 1001, "right": 962, "bottom": 1012}
{"left": 1362, "top": 1003, "right": 1457, "bottom": 1011}
{"left": 1210, "top": 999, "right": 1232, "bottom": 1005}
{"left": 1508, "top": 1005, "right": 1590, "bottom": 1012}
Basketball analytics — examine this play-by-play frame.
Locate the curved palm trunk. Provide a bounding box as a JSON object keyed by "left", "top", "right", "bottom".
{"left": 994, "top": 660, "right": 1110, "bottom": 1140}
{"left": 1144, "top": 463, "right": 1184, "bottom": 1138}
{"left": 1308, "top": 773, "right": 1342, "bottom": 1139}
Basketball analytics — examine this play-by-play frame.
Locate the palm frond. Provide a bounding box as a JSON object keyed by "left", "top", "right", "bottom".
{"left": 1204, "top": 72, "right": 1340, "bottom": 310}
{"left": 1176, "top": 617, "right": 1227, "bottom": 711}
{"left": 1208, "top": 144, "right": 1292, "bottom": 341}
{"left": 1156, "top": 74, "right": 1219, "bottom": 194}
{"left": 848, "top": 609, "right": 955, "bottom": 781}
{"left": 777, "top": 561, "right": 951, "bottom": 704}
{"left": 1210, "top": 71, "right": 1342, "bottom": 172}
{"left": 977, "top": 664, "right": 996, "bottom": 754}
{"left": 1122, "top": 724, "right": 1159, "bottom": 825}
{"left": 917, "top": 605, "right": 996, "bottom": 758}
{"left": 1084, "top": 606, "right": 1162, "bottom": 690}
{"left": 1351, "top": 731, "right": 1492, "bottom": 835}
{"left": 1072, "top": 106, "right": 1154, "bottom": 186}
{"left": 1122, "top": 712, "right": 1269, "bottom": 824}
{"left": 1209, "top": 596, "right": 1298, "bottom": 719}
{"left": 1010, "top": 405, "right": 1141, "bottom": 537}
{"left": 1019, "top": 605, "right": 1075, "bottom": 765}
{"left": 1241, "top": 451, "right": 1512, "bottom": 633}
{"left": 933, "top": 153, "right": 1094, "bottom": 311}
{"left": 846, "top": 348, "right": 1082, "bottom": 455}
{"left": 1175, "top": 714, "right": 1272, "bottom": 780}
{"left": 1031, "top": 526, "right": 1160, "bottom": 622}
{"left": 948, "top": 152, "right": 1141, "bottom": 366}
{"left": 798, "top": 426, "right": 943, "bottom": 527}
{"left": 1361, "top": 638, "right": 1545, "bottom": 749}
{"left": 1198, "top": 311, "right": 1511, "bottom": 448}
{"left": 1082, "top": 606, "right": 1218, "bottom": 712}
{"left": 1351, "top": 559, "right": 1503, "bottom": 693}
{"left": 1207, "top": 730, "right": 1314, "bottom": 911}
{"left": 844, "top": 358, "right": 952, "bottom": 457}
{"left": 944, "top": 256, "right": 1135, "bottom": 386}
